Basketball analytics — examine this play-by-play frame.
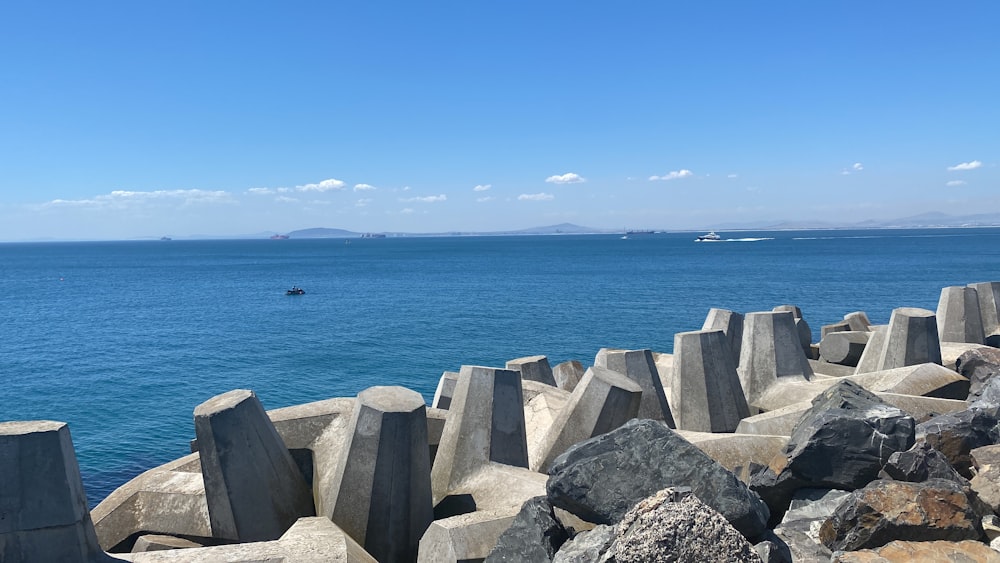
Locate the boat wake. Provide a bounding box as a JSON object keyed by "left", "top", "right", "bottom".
{"left": 699, "top": 237, "right": 774, "bottom": 242}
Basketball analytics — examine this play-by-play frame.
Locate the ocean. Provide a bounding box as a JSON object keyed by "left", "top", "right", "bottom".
{"left": 2, "top": 228, "right": 999, "bottom": 507}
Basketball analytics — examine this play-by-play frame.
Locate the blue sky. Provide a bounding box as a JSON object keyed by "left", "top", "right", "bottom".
{"left": 1, "top": 2, "right": 997, "bottom": 240}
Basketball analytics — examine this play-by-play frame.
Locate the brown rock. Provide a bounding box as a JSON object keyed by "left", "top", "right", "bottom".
{"left": 819, "top": 479, "right": 983, "bottom": 552}
{"left": 830, "top": 539, "right": 1000, "bottom": 562}
{"left": 971, "top": 445, "right": 1000, "bottom": 513}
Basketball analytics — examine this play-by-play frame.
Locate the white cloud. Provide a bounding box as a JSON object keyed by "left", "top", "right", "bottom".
{"left": 247, "top": 187, "right": 272, "bottom": 194}
{"left": 297, "top": 178, "right": 346, "bottom": 192}
{"left": 649, "top": 170, "right": 693, "bottom": 181}
{"left": 476, "top": 196, "right": 495, "bottom": 203}
{"left": 354, "top": 183, "right": 377, "bottom": 191}
{"left": 43, "top": 189, "right": 234, "bottom": 209}
{"left": 727, "top": 173, "right": 739, "bottom": 179}
{"left": 545, "top": 173, "right": 585, "bottom": 184}
{"left": 473, "top": 184, "right": 492, "bottom": 192}
{"left": 852, "top": 162, "right": 864, "bottom": 171}
{"left": 840, "top": 170, "right": 851, "bottom": 176}
{"left": 946, "top": 180, "right": 967, "bottom": 187}
{"left": 401, "top": 194, "right": 447, "bottom": 203}
{"left": 356, "top": 198, "right": 373, "bottom": 207}
{"left": 947, "top": 160, "right": 983, "bottom": 171}
{"left": 275, "top": 196, "right": 299, "bottom": 203}
{"left": 518, "top": 193, "right": 555, "bottom": 201}
{"left": 400, "top": 208, "right": 414, "bottom": 214}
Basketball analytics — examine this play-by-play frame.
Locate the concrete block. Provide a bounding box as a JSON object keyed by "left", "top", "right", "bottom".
{"left": 594, "top": 348, "right": 675, "bottom": 426}
{"left": 417, "top": 509, "right": 517, "bottom": 563}
{"left": 843, "top": 311, "right": 872, "bottom": 332}
{"left": 753, "top": 379, "right": 837, "bottom": 412}
{"left": 125, "top": 517, "right": 375, "bottom": 562}
{"left": 427, "top": 407, "right": 448, "bottom": 465}
{"left": 523, "top": 383, "right": 571, "bottom": 471}
{"left": 506, "top": 355, "right": 557, "bottom": 386}
{"left": 431, "top": 366, "right": 529, "bottom": 504}
{"left": 676, "top": 431, "right": 789, "bottom": 478}
{"left": 875, "top": 393, "right": 968, "bottom": 422}
{"left": 809, "top": 359, "right": 858, "bottom": 377}
{"left": 941, "top": 342, "right": 994, "bottom": 371}
{"left": 821, "top": 320, "right": 851, "bottom": 338}
{"left": 531, "top": 366, "right": 642, "bottom": 472}
{"left": 327, "top": 386, "right": 433, "bottom": 563}
{"left": 702, "top": 308, "right": 745, "bottom": 367}
{"left": 553, "top": 360, "right": 585, "bottom": 392}
{"left": 877, "top": 307, "right": 942, "bottom": 370}
{"left": 854, "top": 325, "right": 888, "bottom": 375}
{"left": 432, "top": 371, "right": 460, "bottom": 410}
{"left": 194, "top": 389, "right": 314, "bottom": 542}
{"left": 937, "top": 286, "right": 985, "bottom": 344}
{"left": 738, "top": 311, "right": 814, "bottom": 409}
{"left": 92, "top": 454, "right": 210, "bottom": 552}
{"left": 670, "top": 329, "right": 750, "bottom": 432}
{"left": 773, "top": 304, "right": 802, "bottom": 318}
{"left": 848, "top": 362, "right": 969, "bottom": 399}
{"left": 819, "top": 331, "right": 870, "bottom": 367}
{"left": 735, "top": 402, "right": 812, "bottom": 437}
{"left": 449, "top": 463, "right": 548, "bottom": 513}
{"left": 131, "top": 535, "right": 203, "bottom": 552}
{"left": 0, "top": 420, "right": 115, "bottom": 563}
{"left": 969, "top": 281, "right": 1000, "bottom": 342}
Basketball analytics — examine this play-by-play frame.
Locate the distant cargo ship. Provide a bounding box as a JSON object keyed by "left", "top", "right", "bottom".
{"left": 270, "top": 234, "right": 289, "bottom": 240}
{"left": 360, "top": 233, "right": 386, "bottom": 238}
{"left": 625, "top": 229, "right": 657, "bottom": 235}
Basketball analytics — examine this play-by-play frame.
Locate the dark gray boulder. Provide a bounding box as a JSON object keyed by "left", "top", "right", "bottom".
{"left": 750, "top": 380, "right": 915, "bottom": 525}
{"left": 485, "top": 496, "right": 569, "bottom": 563}
{"left": 819, "top": 478, "right": 984, "bottom": 552}
{"left": 753, "top": 538, "right": 792, "bottom": 563}
{"left": 916, "top": 405, "right": 1000, "bottom": 477}
{"left": 877, "top": 440, "right": 969, "bottom": 485}
{"left": 957, "top": 347, "right": 1000, "bottom": 401}
{"left": 551, "top": 525, "right": 616, "bottom": 563}
{"left": 546, "top": 418, "right": 769, "bottom": 540}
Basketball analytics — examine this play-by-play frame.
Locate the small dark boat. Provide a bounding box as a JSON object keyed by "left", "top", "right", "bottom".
{"left": 286, "top": 286, "right": 305, "bottom": 295}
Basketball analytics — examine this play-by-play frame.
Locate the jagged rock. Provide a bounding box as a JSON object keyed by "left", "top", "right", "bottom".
{"left": 877, "top": 441, "right": 968, "bottom": 485}
{"left": 753, "top": 539, "right": 792, "bottom": 563}
{"left": 769, "top": 519, "right": 833, "bottom": 562}
{"left": 915, "top": 405, "right": 1000, "bottom": 477}
{"left": 959, "top": 347, "right": 1000, "bottom": 401}
{"left": 819, "top": 478, "right": 984, "bottom": 552}
{"left": 546, "top": 419, "right": 769, "bottom": 539}
{"left": 485, "top": 497, "right": 569, "bottom": 563}
{"left": 832, "top": 539, "right": 1000, "bottom": 562}
{"left": 608, "top": 489, "right": 761, "bottom": 563}
{"left": 750, "top": 381, "right": 915, "bottom": 525}
{"left": 551, "top": 525, "right": 616, "bottom": 563}
{"left": 780, "top": 488, "right": 852, "bottom": 525}
{"left": 970, "top": 445, "right": 1000, "bottom": 514}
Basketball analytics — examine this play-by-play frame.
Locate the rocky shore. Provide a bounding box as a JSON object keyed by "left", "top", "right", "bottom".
{"left": 4, "top": 281, "right": 1000, "bottom": 562}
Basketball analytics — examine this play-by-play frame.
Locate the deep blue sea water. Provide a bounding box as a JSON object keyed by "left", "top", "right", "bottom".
{"left": 2, "top": 228, "right": 999, "bottom": 507}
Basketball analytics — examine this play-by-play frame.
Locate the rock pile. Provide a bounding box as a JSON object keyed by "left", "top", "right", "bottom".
{"left": 4, "top": 280, "right": 1000, "bottom": 562}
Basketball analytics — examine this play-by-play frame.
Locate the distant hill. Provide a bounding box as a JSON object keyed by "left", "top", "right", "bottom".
{"left": 287, "top": 227, "right": 360, "bottom": 238}
{"left": 707, "top": 212, "right": 1000, "bottom": 231}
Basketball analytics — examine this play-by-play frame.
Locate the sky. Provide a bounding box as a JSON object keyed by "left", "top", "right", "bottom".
{"left": 1, "top": 2, "right": 998, "bottom": 240}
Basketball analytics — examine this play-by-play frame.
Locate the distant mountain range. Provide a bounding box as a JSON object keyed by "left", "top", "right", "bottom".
{"left": 276, "top": 213, "right": 1000, "bottom": 239}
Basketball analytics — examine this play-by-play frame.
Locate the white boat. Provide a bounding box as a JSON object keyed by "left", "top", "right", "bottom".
{"left": 695, "top": 231, "right": 721, "bottom": 241}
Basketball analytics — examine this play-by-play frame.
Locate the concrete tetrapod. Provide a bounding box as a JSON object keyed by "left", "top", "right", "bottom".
{"left": 193, "top": 389, "right": 314, "bottom": 543}
{"left": 854, "top": 325, "right": 888, "bottom": 374}
{"left": 326, "top": 386, "right": 433, "bottom": 563}
{"left": 594, "top": 348, "right": 675, "bottom": 426}
{"left": 431, "top": 366, "right": 529, "bottom": 504}
{"left": 937, "top": 285, "right": 986, "bottom": 344}
{"left": 970, "top": 281, "right": 1000, "bottom": 345}
{"left": 506, "top": 355, "right": 557, "bottom": 386}
{"left": 0, "top": 420, "right": 119, "bottom": 563}
{"left": 670, "top": 329, "right": 750, "bottom": 432}
{"left": 819, "top": 330, "right": 870, "bottom": 367}
{"left": 738, "top": 311, "right": 814, "bottom": 410}
{"left": 702, "top": 308, "right": 744, "bottom": 368}
{"left": 432, "top": 371, "right": 460, "bottom": 409}
{"left": 552, "top": 360, "right": 585, "bottom": 392}
{"left": 531, "top": 365, "right": 642, "bottom": 472}
{"left": 877, "top": 307, "right": 943, "bottom": 370}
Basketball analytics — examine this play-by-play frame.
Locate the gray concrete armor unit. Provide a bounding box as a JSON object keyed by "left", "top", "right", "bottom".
{"left": 327, "top": 386, "right": 433, "bottom": 563}
{"left": 819, "top": 331, "right": 871, "bottom": 367}
{"left": 937, "top": 286, "right": 986, "bottom": 344}
{"left": 702, "top": 308, "right": 744, "bottom": 367}
{"left": 969, "top": 281, "right": 1000, "bottom": 340}
{"left": 430, "top": 365, "right": 529, "bottom": 504}
{"left": 506, "top": 355, "right": 557, "bottom": 387}
{"left": 0, "top": 421, "right": 117, "bottom": 563}
{"left": 594, "top": 348, "right": 675, "bottom": 427}
{"left": 738, "top": 311, "right": 814, "bottom": 408}
{"left": 877, "top": 307, "right": 943, "bottom": 371}
{"left": 193, "top": 389, "right": 314, "bottom": 543}
{"left": 854, "top": 325, "right": 888, "bottom": 375}
{"left": 671, "top": 329, "right": 750, "bottom": 433}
